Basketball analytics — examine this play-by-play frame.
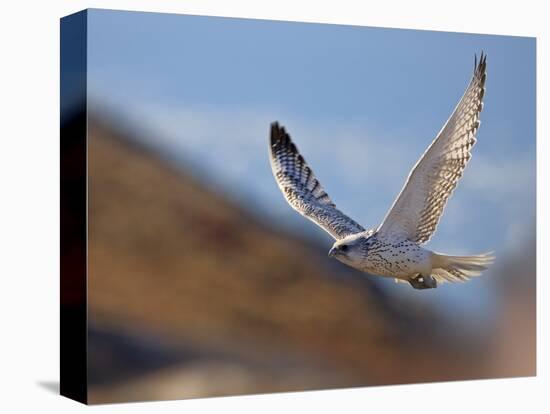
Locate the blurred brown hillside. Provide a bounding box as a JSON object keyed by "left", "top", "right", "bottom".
{"left": 86, "top": 116, "right": 535, "bottom": 404}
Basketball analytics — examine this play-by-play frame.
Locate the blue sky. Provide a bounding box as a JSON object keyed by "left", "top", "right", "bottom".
{"left": 87, "top": 9, "right": 536, "bottom": 320}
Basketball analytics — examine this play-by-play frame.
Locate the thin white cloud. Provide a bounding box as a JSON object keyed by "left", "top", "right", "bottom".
{"left": 88, "top": 94, "right": 535, "bottom": 260}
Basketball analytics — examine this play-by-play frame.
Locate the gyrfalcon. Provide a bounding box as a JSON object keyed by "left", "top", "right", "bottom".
{"left": 269, "top": 53, "right": 494, "bottom": 290}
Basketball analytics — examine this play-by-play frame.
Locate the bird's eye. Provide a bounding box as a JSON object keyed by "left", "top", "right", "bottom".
{"left": 340, "top": 245, "right": 348, "bottom": 252}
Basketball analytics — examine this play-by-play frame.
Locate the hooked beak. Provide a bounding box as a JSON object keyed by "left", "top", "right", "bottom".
{"left": 328, "top": 247, "right": 337, "bottom": 258}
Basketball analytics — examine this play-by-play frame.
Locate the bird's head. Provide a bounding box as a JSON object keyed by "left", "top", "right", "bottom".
{"left": 328, "top": 231, "right": 373, "bottom": 267}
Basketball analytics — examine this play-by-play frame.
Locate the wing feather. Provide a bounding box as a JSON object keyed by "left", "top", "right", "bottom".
{"left": 269, "top": 123, "right": 365, "bottom": 240}
{"left": 377, "top": 53, "right": 487, "bottom": 244}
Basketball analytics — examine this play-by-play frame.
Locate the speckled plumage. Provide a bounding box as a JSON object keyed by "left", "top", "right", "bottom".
{"left": 269, "top": 54, "right": 494, "bottom": 290}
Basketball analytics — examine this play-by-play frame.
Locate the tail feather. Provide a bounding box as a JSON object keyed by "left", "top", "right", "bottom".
{"left": 432, "top": 252, "right": 495, "bottom": 283}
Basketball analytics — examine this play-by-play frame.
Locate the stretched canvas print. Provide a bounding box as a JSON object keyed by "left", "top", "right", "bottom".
{"left": 60, "top": 8, "right": 536, "bottom": 405}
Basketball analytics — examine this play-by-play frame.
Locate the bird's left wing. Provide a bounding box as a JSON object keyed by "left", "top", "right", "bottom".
{"left": 377, "top": 53, "right": 487, "bottom": 244}
{"left": 269, "top": 122, "right": 365, "bottom": 240}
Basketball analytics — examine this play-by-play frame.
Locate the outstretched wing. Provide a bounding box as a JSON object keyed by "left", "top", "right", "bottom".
{"left": 377, "top": 53, "right": 487, "bottom": 244}
{"left": 269, "top": 122, "right": 365, "bottom": 240}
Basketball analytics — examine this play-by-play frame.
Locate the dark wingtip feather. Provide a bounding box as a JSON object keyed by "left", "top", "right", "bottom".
{"left": 270, "top": 121, "right": 296, "bottom": 154}
{"left": 472, "top": 52, "right": 487, "bottom": 86}
{"left": 270, "top": 121, "right": 282, "bottom": 136}
{"left": 270, "top": 121, "right": 284, "bottom": 147}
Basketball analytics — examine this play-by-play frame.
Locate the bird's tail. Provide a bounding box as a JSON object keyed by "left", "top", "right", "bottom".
{"left": 431, "top": 252, "right": 495, "bottom": 283}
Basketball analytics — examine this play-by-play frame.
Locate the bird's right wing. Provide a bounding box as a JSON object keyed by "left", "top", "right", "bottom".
{"left": 377, "top": 53, "right": 487, "bottom": 244}
{"left": 269, "top": 122, "right": 365, "bottom": 240}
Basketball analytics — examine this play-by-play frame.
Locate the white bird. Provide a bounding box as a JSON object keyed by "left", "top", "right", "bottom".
{"left": 269, "top": 53, "right": 494, "bottom": 290}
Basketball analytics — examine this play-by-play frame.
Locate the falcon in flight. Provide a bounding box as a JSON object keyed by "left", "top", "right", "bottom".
{"left": 269, "top": 53, "right": 494, "bottom": 290}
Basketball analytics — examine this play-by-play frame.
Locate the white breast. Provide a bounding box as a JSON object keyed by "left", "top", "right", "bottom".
{"left": 360, "top": 236, "right": 432, "bottom": 279}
